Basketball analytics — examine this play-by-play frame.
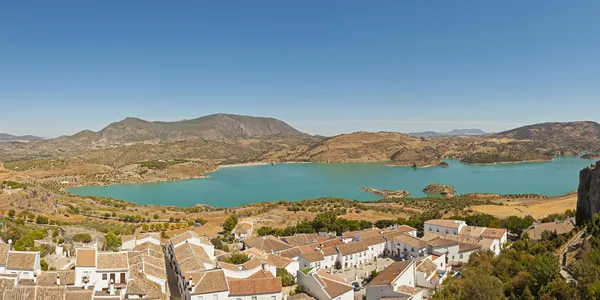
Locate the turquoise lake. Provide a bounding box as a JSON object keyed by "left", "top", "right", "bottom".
{"left": 68, "top": 157, "right": 596, "bottom": 208}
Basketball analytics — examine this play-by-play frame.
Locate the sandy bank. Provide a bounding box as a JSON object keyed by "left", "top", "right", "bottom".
{"left": 217, "top": 162, "right": 271, "bottom": 169}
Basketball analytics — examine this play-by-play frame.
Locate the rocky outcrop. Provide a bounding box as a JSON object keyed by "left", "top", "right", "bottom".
{"left": 576, "top": 161, "right": 600, "bottom": 225}
{"left": 582, "top": 153, "right": 600, "bottom": 159}
{"left": 423, "top": 184, "right": 455, "bottom": 196}
{"left": 389, "top": 146, "right": 443, "bottom": 167}
{"left": 360, "top": 187, "right": 410, "bottom": 199}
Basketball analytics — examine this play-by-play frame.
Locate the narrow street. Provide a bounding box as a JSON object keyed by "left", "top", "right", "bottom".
{"left": 164, "top": 249, "right": 182, "bottom": 300}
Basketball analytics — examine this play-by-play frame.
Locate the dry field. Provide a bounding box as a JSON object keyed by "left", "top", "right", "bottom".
{"left": 472, "top": 194, "right": 576, "bottom": 219}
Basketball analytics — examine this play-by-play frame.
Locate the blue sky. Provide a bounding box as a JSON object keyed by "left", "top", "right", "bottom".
{"left": 1, "top": 1, "right": 599, "bottom": 137}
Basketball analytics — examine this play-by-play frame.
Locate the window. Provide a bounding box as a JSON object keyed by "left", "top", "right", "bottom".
{"left": 459, "top": 254, "right": 464, "bottom": 259}
{"left": 252, "top": 297, "right": 257, "bottom": 300}
{"left": 102, "top": 274, "right": 107, "bottom": 280}
{"left": 429, "top": 228, "right": 432, "bottom": 232}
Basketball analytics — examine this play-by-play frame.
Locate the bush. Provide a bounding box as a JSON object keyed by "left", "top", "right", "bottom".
{"left": 277, "top": 268, "right": 296, "bottom": 286}
{"left": 73, "top": 233, "right": 92, "bottom": 243}
{"left": 224, "top": 253, "right": 250, "bottom": 265}
{"left": 104, "top": 231, "right": 122, "bottom": 251}
{"left": 36, "top": 215, "right": 49, "bottom": 224}
{"left": 40, "top": 259, "right": 48, "bottom": 271}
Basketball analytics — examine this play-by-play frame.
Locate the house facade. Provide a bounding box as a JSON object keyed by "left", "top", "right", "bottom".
{"left": 297, "top": 268, "right": 354, "bottom": 300}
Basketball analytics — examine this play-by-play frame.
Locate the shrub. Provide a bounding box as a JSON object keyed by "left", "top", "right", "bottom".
{"left": 73, "top": 233, "right": 92, "bottom": 243}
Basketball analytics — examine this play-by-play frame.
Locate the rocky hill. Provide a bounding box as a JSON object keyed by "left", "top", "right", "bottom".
{"left": 577, "top": 160, "right": 600, "bottom": 225}
{"left": 0, "top": 133, "right": 43, "bottom": 142}
{"left": 48, "top": 113, "right": 307, "bottom": 146}
{"left": 495, "top": 121, "right": 600, "bottom": 155}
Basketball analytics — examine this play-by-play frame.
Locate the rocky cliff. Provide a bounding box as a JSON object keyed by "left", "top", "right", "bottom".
{"left": 576, "top": 160, "right": 600, "bottom": 225}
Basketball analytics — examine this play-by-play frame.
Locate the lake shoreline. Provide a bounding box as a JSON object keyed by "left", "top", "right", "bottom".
{"left": 67, "top": 157, "right": 592, "bottom": 207}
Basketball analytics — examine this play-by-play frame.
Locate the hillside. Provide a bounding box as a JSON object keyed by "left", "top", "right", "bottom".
{"left": 266, "top": 121, "right": 600, "bottom": 166}
{"left": 408, "top": 129, "right": 486, "bottom": 137}
{"left": 495, "top": 121, "right": 600, "bottom": 155}
{"left": 47, "top": 113, "right": 306, "bottom": 146}
{"left": 0, "top": 133, "right": 43, "bottom": 142}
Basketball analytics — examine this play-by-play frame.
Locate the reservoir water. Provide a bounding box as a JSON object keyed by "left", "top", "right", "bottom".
{"left": 68, "top": 157, "right": 595, "bottom": 208}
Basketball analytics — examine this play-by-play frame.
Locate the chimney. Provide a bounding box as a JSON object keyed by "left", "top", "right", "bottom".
{"left": 56, "top": 275, "right": 60, "bottom": 286}
{"left": 109, "top": 279, "right": 115, "bottom": 295}
{"left": 188, "top": 276, "right": 193, "bottom": 291}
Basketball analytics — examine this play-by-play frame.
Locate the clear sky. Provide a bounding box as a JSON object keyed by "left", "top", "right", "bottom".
{"left": 1, "top": 1, "right": 599, "bottom": 137}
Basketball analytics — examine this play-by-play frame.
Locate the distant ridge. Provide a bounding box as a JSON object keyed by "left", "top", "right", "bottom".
{"left": 407, "top": 129, "right": 487, "bottom": 137}
{"left": 0, "top": 133, "right": 43, "bottom": 142}
{"left": 52, "top": 113, "right": 307, "bottom": 145}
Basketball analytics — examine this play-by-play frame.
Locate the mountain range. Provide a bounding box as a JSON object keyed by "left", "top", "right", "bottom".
{"left": 407, "top": 129, "right": 487, "bottom": 137}
{"left": 0, "top": 133, "right": 43, "bottom": 142}
{"left": 52, "top": 113, "right": 307, "bottom": 146}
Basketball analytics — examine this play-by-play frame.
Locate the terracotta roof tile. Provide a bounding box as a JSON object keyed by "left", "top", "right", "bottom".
{"left": 126, "top": 271, "right": 165, "bottom": 299}
{"left": 35, "top": 286, "right": 65, "bottom": 300}
{"left": 392, "top": 234, "right": 428, "bottom": 249}
{"left": 279, "top": 247, "right": 302, "bottom": 259}
{"left": 416, "top": 259, "right": 437, "bottom": 277}
{"left": 244, "top": 236, "right": 291, "bottom": 253}
{"left": 169, "top": 231, "right": 211, "bottom": 247}
{"left": 367, "top": 261, "right": 413, "bottom": 287}
{"left": 336, "top": 242, "right": 368, "bottom": 256}
{"left": 64, "top": 290, "right": 93, "bottom": 300}
{"left": 301, "top": 251, "right": 324, "bottom": 263}
{"left": 75, "top": 249, "right": 96, "bottom": 267}
{"left": 481, "top": 228, "right": 506, "bottom": 240}
{"left": 242, "top": 257, "right": 263, "bottom": 270}
{"left": 97, "top": 252, "right": 128, "bottom": 270}
{"left": 3, "top": 287, "right": 36, "bottom": 300}
{"left": 459, "top": 226, "right": 487, "bottom": 238}
{"left": 342, "top": 229, "right": 381, "bottom": 239}
{"left": 6, "top": 251, "right": 38, "bottom": 270}
{"left": 361, "top": 235, "right": 386, "bottom": 247}
{"left": 233, "top": 223, "right": 253, "bottom": 235}
{"left": 281, "top": 234, "right": 320, "bottom": 247}
{"left": 190, "top": 269, "right": 229, "bottom": 294}
{"left": 425, "top": 219, "right": 465, "bottom": 229}
{"left": 426, "top": 237, "right": 460, "bottom": 247}
{"left": 267, "top": 255, "right": 293, "bottom": 269}
{"left": 227, "top": 277, "right": 282, "bottom": 296}
{"left": 37, "top": 271, "right": 75, "bottom": 286}
{"left": 320, "top": 246, "right": 338, "bottom": 257}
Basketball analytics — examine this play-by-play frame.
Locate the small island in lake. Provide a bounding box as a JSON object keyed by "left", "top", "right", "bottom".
{"left": 423, "top": 184, "right": 455, "bottom": 197}
{"left": 360, "top": 187, "right": 410, "bottom": 199}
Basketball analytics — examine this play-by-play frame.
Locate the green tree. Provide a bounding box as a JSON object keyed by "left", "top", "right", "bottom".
{"left": 40, "top": 259, "right": 49, "bottom": 271}
{"left": 223, "top": 214, "right": 238, "bottom": 232}
{"left": 520, "top": 286, "right": 535, "bottom": 300}
{"left": 153, "top": 214, "right": 159, "bottom": 220}
{"left": 276, "top": 268, "right": 295, "bottom": 286}
{"left": 104, "top": 231, "right": 122, "bottom": 251}
{"left": 7, "top": 209, "right": 15, "bottom": 218}
{"left": 142, "top": 224, "right": 149, "bottom": 232}
{"left": 224, "top": 252, "right": 250, "bottom": 265}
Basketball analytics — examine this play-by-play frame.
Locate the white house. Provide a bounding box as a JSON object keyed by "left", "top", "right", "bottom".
{"left": 424, "top": 219, "right": 467, "bottom": 236}
{"left": 243, "top": 236, "right": 292, "bottom": 255}
{"left": 95, "top": 252, "right": 130, "bottom": 291}
{"left": 299, "top": 251, "right": 325, "bottom": 270}
{"left": 233, "top": 222, "right": 254, "bottom": 241}
{"left": 74, "top": 248, "right": 98, "bottom": 288}
{"left": 360, "top": 236, "right": 386, "bottom": 261}
{"left": 319, "top": 246, "right": 339, "bottom": 269}
{"left": 168, "top": 231, "right": 215, "bottom": 261}
{"left": 297, "top": 268, "right": 354, "bottom": 300}
{"left": 414, "top": 255, "right": 448, "bottom": 298}
{"left": 391, "top": 234, "right": 429, "bottom": 259}
{"left": 122, "top": 232, "right": 161, "bottom": 251}
{"left": 226, "top": 269, "right": 283, "bottom": 300}
{"left": 182, "top": 269, "right": 230, "bottom": 300}
{"left": 365, "top": 260, "right": 423, "bottom": 300}
{"left": 4, "top": 251, "right": 41, "bottom": 280}
{"left": 217, "top": 257, "right": 275, "bottom": 279}
{"left": 336, "top": 242, "right": 369, "bottom": 269}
